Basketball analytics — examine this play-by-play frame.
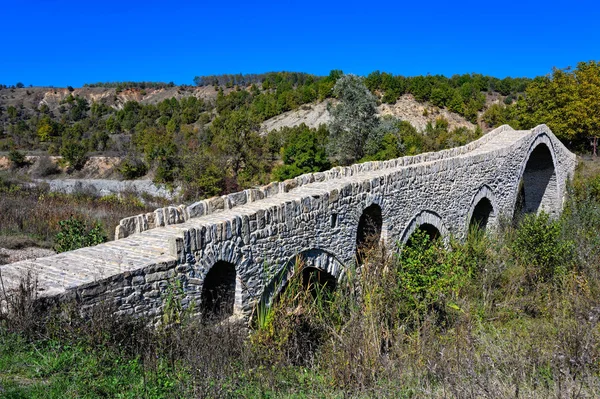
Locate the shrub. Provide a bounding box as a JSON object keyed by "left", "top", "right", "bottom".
{"left": 397, "top": 230, "right": 473, "bottom": 326}
{"left": 118, "top": 157, "right": 148, "bottom": 180}
{"left": 31, "top": 156, "right": 60, "bottom": 177}
{"left": 60, "top": 140, "right": 88, "bottom": 170}
{"left": 8, "top": 149, "right": 28, "bottom": 168}
{"left": 511, "top": 212, "right": 575, "bottom": 284}
{"left": 54, "top": 217, "right": 107, "bottom": 253}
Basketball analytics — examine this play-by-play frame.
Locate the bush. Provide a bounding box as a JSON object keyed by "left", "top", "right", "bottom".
{"left": 54, "top": 217, "right": 107, "bottom": 253}
{"left": 511, "top": 212, "right": 574, "bottom": 284}
{"left": 31, "top": 156, "right": 60, "bottom": 177}
{"left": 60, "top": 140, "right": 88, "bottom": 170}
{"left": 8, "top": 149, "right": 28, "bottom": 169}
{"left": 118, "top": 157, "right": 148, "bottom": 180}
{"left": 397, "top": 230, "right": 473, "bottom": 326}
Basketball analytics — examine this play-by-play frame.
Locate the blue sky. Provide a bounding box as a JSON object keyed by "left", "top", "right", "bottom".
{"left": 2, "top": 0, "right": 599, "bottom": 87}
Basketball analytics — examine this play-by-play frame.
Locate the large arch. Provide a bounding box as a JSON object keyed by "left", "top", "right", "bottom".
{"left": 400, "top": 210, "right": 449, "bottom": 247}
{"left": 513, "top": 137, "right": 560, "bottom": 219}
{"left": 355, "top": 203, "right": 383, "bottom": 264}
{"left": 200, "top": 260, "right": 237, "bottom": 320}
{"left": 466, "top": 185, "right": 498, "bottom": 234}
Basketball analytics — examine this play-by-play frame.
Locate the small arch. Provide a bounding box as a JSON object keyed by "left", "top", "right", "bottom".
{"left": 302, "top": 266, "right": 337, "bottom": 295}
{"left": 514, "top": 138, "right": 560, "bottom": 220}
{"left": 400, "top": 210, "right": 449, "bottom": 247}
{"left": 470, "top": 198, "right": 493, "bottom": 231}
{"left": 466, "top": 186, "right": 498, "bottom": 234}
{"left": 405, "top": 223, "right": 441, "bottom": 248}
{"left": 200, "top": 261, "right": 237, "bottom": 321}
{"left": 356, "top": 203, "right": 383, "bottom": 264}
{"left": 259, "top": 248, "right": 344, "bottom": 309}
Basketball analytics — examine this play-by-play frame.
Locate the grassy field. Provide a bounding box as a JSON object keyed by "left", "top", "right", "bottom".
{"left": 0, "top": 159, "right": 599, "bottom": 398}
{"left": 0, "top": 171, "right": 168, "bottom": 252}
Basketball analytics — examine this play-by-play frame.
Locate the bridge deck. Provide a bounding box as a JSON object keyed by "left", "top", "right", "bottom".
{"left": 0, "top": 127, "right": 531, "bottom": 298}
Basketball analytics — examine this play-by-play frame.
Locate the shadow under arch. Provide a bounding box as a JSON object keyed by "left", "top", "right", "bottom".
{"left": 257, "top": 248, "right": 346, "bottom": 311}
{"left": 400, "top": 210, "right": 449, "bottom": 248}
{"left": 355, "top": 203, "right": 383, "bottom": 265}
{"left": 513, "top": 135, "right": 560, "bottom": 220}
{"left": 200, "top": 260, "right": 237, "bottom": 321}
{"left": 466, "top": 185, "right": 498, "bottom": 234}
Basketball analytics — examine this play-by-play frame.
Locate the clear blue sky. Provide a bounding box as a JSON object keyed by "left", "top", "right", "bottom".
{"left": 2, "top": 0, "right": 599, "bottom": 87}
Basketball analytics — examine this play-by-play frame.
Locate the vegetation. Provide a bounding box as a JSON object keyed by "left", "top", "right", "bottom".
{"left": 0, "top": 172, "right": 164, "bottom": 249}
{"left": 482, "top": 61, "right": 600, "bottom": 152}
{"left": 4, "top": 62, "right": 598, "bottom": 207}
{"left": 53, "top": 217, "right": 107, "bottom": 253}
{"left": 1, "top": 161, "right": 599, "bottom": 397}
{"left": 328, "top": 74, "right": 380, "bottom": 165}
{"left": 364, "top": 71, "right": 531, "bottom": 123}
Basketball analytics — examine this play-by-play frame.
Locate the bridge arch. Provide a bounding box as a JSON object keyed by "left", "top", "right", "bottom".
{"left": 400, "top": 210, "right": 449, "bottom": 247}
{"left": 513, "top": 134, "right": 561, "bottom": 219}
{"left": 258, "top": 248, "right": 345, "bottom": 309}
{"left": 355, "top": 203, "right": 383, "bottom": 264}
{"left": 200, "top": 260, "right": 237, "bottom": 320}
{"left": 194, "top": 242, "right": 248, "bottom": 320}
{"left": 466, "top": 185, "right": 498, "bottom": 233}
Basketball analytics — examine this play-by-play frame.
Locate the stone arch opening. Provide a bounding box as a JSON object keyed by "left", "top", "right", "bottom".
{"left": 469, "top": 197, "right": 494, "bottom": 232}
{"left": 257, "top": 249, "right": 344, "bottom": 313}
{"left": 515, "top": 142, "right": 559, "bottom": 219}
{"left": 356, "top": 204, "right": 383, "bottom": 264}
{"left": 200, "top": 261, "right": 236, "bottom": 320}
{"left": 401, "top": 210, "right": 448, "bottom": 248}
{"left": 406, "top": 223, "right": 441, "bottom": 248}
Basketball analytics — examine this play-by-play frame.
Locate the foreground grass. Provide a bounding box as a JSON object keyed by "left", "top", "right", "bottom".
{"left": 1, "top": 159, "right": 599, "bottom": 398}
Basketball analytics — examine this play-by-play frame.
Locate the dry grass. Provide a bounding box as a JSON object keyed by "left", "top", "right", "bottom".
{"left": 0, "top": 172, "right": 160, "bottom": 248}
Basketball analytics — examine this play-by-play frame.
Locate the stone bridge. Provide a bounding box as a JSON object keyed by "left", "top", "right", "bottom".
{"left": 0, "top": 124, "right": 577, "bottom": 322}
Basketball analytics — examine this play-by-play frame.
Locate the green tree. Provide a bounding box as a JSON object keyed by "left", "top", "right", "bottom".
{"left": 60, "top": 140, "right": 88, "bottom": 170}
{"left": 272, "top": 124, "right": 330, "bottom": 180}
{"left": 212, "top": 109, "right": 264, "bottom": 187}
{"left": 328, "top": 74, "right": 379, "bottom": 165}
{"left": 37, "top": 117, "right": 58, "bottom": 142}
{"left": 514, "top": 61, "right": 600, "bottom": 151}
{"left": 362, "top": 116, "right": 405, "bottom": 161}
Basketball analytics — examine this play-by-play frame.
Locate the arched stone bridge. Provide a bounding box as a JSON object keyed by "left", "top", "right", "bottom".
{"left": 0, "top": 125, "right": 577, "bottom": 322}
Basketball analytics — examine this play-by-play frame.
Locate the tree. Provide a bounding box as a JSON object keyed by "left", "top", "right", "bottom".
{"left": 363, "top": 116, "right": 405, "bottom": 161}
{"left": 272, "top": 124, "right": 330, "bottom": 180}
{"left": 15, "top": 82, "right": 24, "bottom": 88}
{"left": 328, "top": 74, "right": 379, "bottom": 165}
{"left": 514, "top": 61, "right": 600, "bottom": 152}
{"left": 60, "top": 140, "right": 88, "bottom": 170}
{"left": 211, "top": 109, "right": 264, "bottom": 188}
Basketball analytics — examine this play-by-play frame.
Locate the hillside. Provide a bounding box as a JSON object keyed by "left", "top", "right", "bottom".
{"left": 260, "top": 94, "right": 477, "bottom": 134}
{"left": 0, "top": 85, "right": 224, "bottom": 113}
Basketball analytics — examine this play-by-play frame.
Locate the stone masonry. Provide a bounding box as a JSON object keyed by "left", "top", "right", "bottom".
{"left": 0, "top": 124, "right": 577, "bottom": 323}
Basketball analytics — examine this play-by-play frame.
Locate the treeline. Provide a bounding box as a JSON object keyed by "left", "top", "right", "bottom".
{"left": 1, "top": 71, "right": 483, "bottom": 203}
{"left": 83, "top": 81, "right": 177, "bottom": 91}
{"left": 193, "top": 71, "right": 323, "bottom": 88}
{"left": 365, "top": 71, "right": 531, "bottom": 123}
{"left": 4, "top": 63, "right": 598, "bottom": 202}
